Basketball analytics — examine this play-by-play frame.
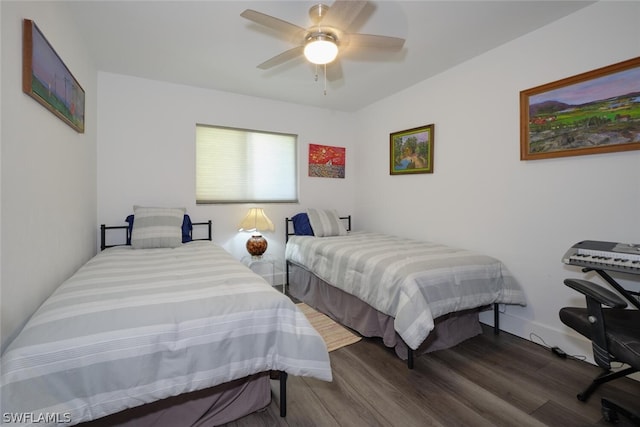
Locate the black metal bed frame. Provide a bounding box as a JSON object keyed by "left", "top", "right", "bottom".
{"left": 284, "top": 215, "right": 500, "bottom": 370}
{"left": 99, "top": 218, "right": 289, "bottom": 417}
{"left": 100, "top": 220, "right": 213, "bottom": 251}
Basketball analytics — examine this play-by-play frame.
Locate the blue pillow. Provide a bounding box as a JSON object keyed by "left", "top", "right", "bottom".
{"left": 125, "top": 214, "right": 193, "bottom": 244}
{"left": 292, "top": 213, "right": 314, "bottom": 236}
{"left": 181, "top": 215, "right": 192, "bottom": 243}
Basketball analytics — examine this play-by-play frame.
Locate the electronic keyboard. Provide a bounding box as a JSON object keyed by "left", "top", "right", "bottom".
{"left": 563, "top": 240, "right": 640, "bottom": 275}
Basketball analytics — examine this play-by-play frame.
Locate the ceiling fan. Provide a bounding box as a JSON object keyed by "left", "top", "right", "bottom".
{"left": 240, "top": 1, "right": 405, "bottom": 74}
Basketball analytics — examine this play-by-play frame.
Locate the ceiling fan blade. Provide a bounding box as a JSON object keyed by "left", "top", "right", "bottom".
{"left": 240, "top": 9, "right": 306, "bottom": 41}
{"left": 345, "top": 33, "right": 405, "bottom": 50}
{"left": 257, "top": 46, "right": 304, "bottom": 70}
{"left": 320, "top": 0, "right": 367, "bottom": 30}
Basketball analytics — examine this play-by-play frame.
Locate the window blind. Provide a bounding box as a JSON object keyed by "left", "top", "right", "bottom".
{"left": 196, "top": 124, "right": 298, "bottom": 203}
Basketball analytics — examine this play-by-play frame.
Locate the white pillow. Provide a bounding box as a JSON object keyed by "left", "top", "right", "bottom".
{"left": 131, "top": 206, "right": 185, "bottom": 249}
{"left": 306, "top": 208, "right": 348, "bottom": 237}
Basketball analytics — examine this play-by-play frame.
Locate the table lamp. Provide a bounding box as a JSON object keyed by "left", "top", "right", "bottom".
{"left": 238, "top": 208, "right": 275, "bottom": 257}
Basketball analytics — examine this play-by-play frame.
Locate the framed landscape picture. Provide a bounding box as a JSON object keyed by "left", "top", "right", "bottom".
{"left": 520, "top": 56, "right": 640, "bottom": 160}
{"left": 390, "top": 124, "right": 434, "bottom": 175}
{"left": 23, "top": 19, "right": 85, "bottom": 133}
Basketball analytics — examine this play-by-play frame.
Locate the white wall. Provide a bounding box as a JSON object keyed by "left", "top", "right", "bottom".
{"left": 354, "top": 1, "right": 640, "bottom": 360}
{"left": 97, "top": 73, "right": 357, "bottom": 262}
{"left": 1, "top": 2, "right": 98, "bottom": 351}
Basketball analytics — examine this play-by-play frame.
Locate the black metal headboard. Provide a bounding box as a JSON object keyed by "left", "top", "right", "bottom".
{"left": 284, "top": 215, "right": 351, "bottom": 243}
{"left": 100, "top": 220, "right": 213, "bottom": 251}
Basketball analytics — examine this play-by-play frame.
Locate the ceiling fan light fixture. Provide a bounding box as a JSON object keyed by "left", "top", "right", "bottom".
{"left": 304, "top": 33, "right": 338, "bottom": 65}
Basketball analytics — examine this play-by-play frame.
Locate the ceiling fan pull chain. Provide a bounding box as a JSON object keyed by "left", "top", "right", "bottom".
{"left": 324, "top": 64, "right": 327, "bottom": 96}
{"left": 315, "top": 64, "right": 319, "bottom": 82}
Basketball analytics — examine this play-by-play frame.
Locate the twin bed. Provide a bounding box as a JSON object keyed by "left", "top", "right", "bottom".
{"left": 1, "top": 207, "right": 331, "bottom": 426}
{"left": 285, "top": 209, "right": 527, "bottom": 368}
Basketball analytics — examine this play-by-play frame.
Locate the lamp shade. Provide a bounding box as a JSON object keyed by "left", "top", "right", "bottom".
{"left": 304, "top": 34, "right": 338, "bottom": 65}
{"left": 238, "top": 208, "right": 275, "bottom": 233}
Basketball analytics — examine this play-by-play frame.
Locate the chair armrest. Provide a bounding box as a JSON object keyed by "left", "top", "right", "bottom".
{"left": 563, "top": 279, "right": 627, "bottom": 309}
{"left": 563, "top": 278, "right": 627, "bottom": 370}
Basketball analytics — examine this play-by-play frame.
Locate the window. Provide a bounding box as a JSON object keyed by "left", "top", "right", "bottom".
{"left": 196, "top": 124, "right": 298, "bottom": 204}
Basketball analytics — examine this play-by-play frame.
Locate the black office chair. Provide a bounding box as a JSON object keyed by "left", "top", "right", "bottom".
{"left": 559, "top": 278, "right": 640, "bottom": 424}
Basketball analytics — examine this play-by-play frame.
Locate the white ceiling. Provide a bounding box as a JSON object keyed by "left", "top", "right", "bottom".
{"left": 63, "top": 0, "right": 594, "bottom": 112}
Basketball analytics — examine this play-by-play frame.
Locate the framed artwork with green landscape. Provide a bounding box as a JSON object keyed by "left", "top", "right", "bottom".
{"left": 390, "top": 124, "right": 434, "bottom": 175}
{"left": 520, "top": 56, "right": 640, "bottom": 160}
{"left": 23, "top": 19, "right": 85, "bottom": 133}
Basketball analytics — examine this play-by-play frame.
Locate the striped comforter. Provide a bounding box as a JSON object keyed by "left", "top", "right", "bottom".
{"left": 286, "top": 232, "right": 526, "bottom": 350}
{"left": 1, "top": 241, "right": 331, "bottom": 426}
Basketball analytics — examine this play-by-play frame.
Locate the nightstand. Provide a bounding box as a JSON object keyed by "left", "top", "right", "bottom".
{"left": 241, "top": 254, "right": 285, "bottom": 293}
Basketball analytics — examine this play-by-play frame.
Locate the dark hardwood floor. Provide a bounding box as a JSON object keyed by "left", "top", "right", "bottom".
{"left": 223, "top": 325, "right": 640, "bottom": 426}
